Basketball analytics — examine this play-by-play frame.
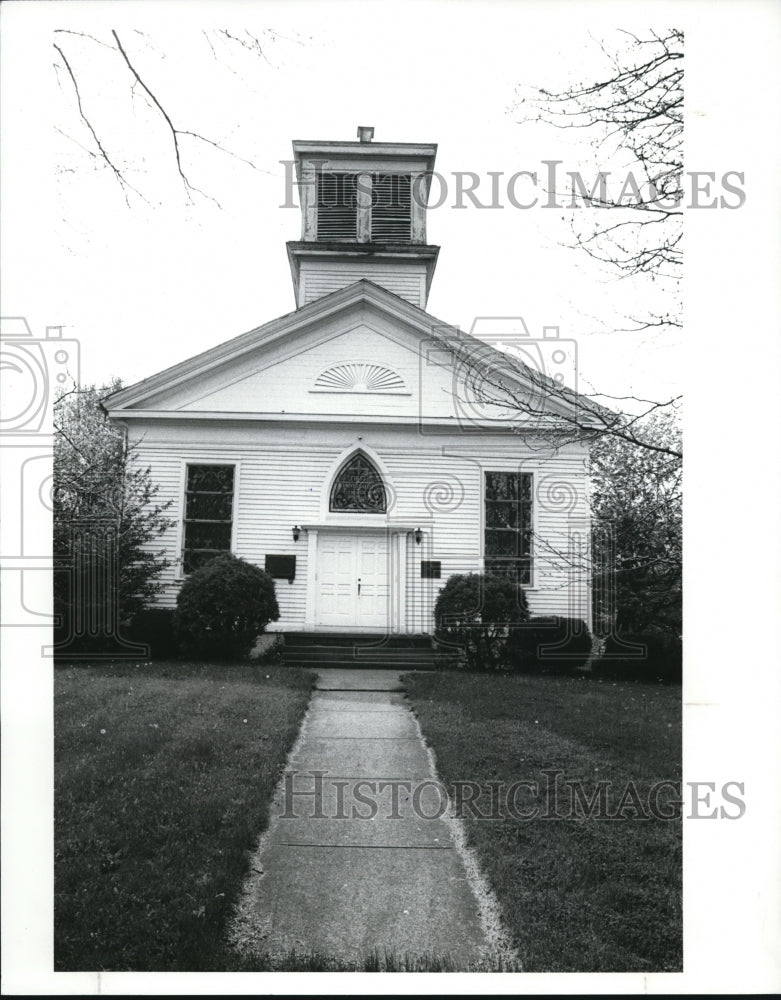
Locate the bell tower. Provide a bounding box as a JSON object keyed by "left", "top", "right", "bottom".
{"left": 287, "top": 126, "right": 439, "bottom": 309}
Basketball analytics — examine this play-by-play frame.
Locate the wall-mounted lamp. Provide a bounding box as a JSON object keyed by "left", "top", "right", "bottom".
{"left": 292, "top": 525, "right": 301, "bottom": 542}
{"left": 414, "top": 527, "right": 423, "bottom": 545}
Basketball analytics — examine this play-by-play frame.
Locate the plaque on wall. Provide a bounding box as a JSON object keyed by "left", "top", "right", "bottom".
{"left": 265, "top": 554, "right": 296, "bottom": 582}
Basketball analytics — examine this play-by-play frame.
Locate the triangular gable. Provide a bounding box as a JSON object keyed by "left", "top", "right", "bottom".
{"left": 102, "top": 280, "right": 599, "bottom": 427}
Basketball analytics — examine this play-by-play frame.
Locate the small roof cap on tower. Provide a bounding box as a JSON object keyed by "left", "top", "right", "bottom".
{"left": 356, "top": 125, "right": 375, "bottom": 143}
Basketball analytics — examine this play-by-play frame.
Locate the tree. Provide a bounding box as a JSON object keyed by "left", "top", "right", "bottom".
{"left": 503, "top": 28, "right": 685, "bottom": 637}
{"left": 515, "top": 28, "right": 683, "bottom": 336}
{"left": 590, "top": 407, "right": 682, "bottom": 634}
{"left": 53, "top": 380, "right": 173, "bottom": 652}
{"left": 457, "top": 30, "right": 685, "bottom": 460}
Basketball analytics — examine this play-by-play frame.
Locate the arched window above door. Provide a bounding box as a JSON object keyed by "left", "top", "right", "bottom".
{"left": 329, "top": 452, "right": 387, "bottom": 513}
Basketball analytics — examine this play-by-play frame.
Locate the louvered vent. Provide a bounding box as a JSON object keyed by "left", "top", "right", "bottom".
{"left": 317, "top": 172, "right": 358, "bottom": 239}
{"left": 314, "top": 363, "right": 406, "bottom": 393}
{"left": 315, "top": 172, "right": 413, "bottom": 242}
{"left": 372, "top": 174, "right": 412, "bottom": 242}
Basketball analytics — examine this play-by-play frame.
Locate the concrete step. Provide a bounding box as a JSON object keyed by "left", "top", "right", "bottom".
{"left": 284, "top": 653, "right": 439, "bottom": 670}
{"left": 284, "top": 645, "right": 434, "bottom": 657}
{"left": 283, "top": 631, "right": 434, "bottom": 649}
{"left": 285, "top": 664, "right": 437, "bottom": 672}
{"left": 280, "top": 632, "right": 440, "bottom": 670}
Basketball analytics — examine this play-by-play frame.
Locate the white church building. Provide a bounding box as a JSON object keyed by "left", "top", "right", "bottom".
{"left": 104, "top": 128, "right": 594, "bottom": 638}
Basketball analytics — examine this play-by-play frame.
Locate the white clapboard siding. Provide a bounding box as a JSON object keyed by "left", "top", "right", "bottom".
{"left": 129, "top": 420, "right": 591, "bottom": 628}
{"left": 299, "top": 262, "right": 427, "bottom": 308}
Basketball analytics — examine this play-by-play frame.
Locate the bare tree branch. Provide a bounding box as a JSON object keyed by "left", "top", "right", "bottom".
{"left": 54, "top": 28, "right": 115, "bottom": 51}
{"left": 447, "top": 333, "right": 683, "bottom": 458}
{"left": 217, "top": 28, "right": 271, "bottom": 65}
{"left": 110, "top": 30, "right": 220, "bottom": 207}
{"left": 53, "top": 41, "right": 137, "bottom": 207}
{"left": 54, "top": 27, "right": 293, "bottom": 208}
{"left": 514, "top": 29, "right": 683, "bottom": 336}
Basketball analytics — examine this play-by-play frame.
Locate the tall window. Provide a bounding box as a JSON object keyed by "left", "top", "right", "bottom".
{"left": 183, "top": 464, "right": 235, "bottom": 574}
{"left": 330, "top": 453, "right": 387, "bottom": 512}
{"left": 484, "top": 471, "right": 533, "bottom": 585}
{"left": 316, "top": 172, "right": 412, "bottom": 242}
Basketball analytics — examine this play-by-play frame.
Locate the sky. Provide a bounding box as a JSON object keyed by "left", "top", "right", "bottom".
{"left": 3, "top": 1, "right": 781, "bottom": 993}
{"left": 3, "top": 1, "right": 692, "bottom": 407}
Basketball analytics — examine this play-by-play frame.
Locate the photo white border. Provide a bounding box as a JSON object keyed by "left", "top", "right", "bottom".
{"left": 2, "top": 0, "right": 780, "bottom": 994}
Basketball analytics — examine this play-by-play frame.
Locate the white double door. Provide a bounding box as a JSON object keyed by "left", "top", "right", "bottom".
{"left": 317, "top": 533, "right": 390, "bottom": 629}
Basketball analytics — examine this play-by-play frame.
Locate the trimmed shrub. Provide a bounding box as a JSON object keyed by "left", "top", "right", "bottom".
{"left": 126, "top": 607, "right": 179, "bottom": 660}
{"left": 592, "top": 631, "right": 682, "bottom": 683}
{"left": 434, "top": 572, "right": 529, "bottom": 671}
{"left": 509, "top": 616, "right": 592, "bottom": 674}
{"left": 175, "top": 554, "right": 280, "bottom": 661}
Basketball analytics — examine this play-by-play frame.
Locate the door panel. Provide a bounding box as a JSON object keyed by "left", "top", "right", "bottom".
{"left": 355, "top": 536, "right": 389, "bottom": 627}
{"left": 317, "top": 533, "right": 389, "bottom": 628}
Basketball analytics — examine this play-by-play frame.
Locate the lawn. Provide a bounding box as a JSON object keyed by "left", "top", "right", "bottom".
{"left": 404, "top": 671, "right": 682, "bottom": 973}
{"left": 54, "top": 660, "right": 313, "bottom": 971}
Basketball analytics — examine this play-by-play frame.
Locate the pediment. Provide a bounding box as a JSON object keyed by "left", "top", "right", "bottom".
{"left": 103, "top": 280, "right": 593, "bottom": 427}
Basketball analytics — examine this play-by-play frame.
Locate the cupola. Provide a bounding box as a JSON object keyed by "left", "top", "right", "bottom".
{"left": 287, "top": 126, "right": 439, "bottom": 309}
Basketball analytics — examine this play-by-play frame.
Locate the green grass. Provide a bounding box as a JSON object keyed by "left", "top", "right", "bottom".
{"left": 54, "top": 660, "right": 314, "bottom": 971}
{"left": 227, "top": 947, "right": 518, "bottom": 972}
{"left": 404, "top": 671, "right": 682, "bottom": 972}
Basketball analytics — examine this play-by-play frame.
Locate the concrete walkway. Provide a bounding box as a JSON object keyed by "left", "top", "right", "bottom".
{"left": 229, "top": 669, "right": 493, "bottom": 967}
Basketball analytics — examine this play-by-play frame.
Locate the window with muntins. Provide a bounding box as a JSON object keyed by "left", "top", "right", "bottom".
{"left": 484, "top": 471, "right": 533, "bottom": 585}
{"left": 329, "top": 453, "right": 387, "bottom": 512}
{"left": 183, "top": 464, "right": 235, "bottom": 574}
{"left": 316, "top": 172, "right": 412, "bottom": 242}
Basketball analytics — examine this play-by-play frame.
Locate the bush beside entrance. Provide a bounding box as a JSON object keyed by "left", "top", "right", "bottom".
{"left": 434, "top": 573, "right": 529, "bottom": 670}
{"left": 176, "top": 554, "right": 280, "bottom": 661}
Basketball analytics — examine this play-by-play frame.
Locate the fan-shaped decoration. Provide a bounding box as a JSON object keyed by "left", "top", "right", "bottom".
{"left": 314, "top": 363, "right": 406, "bottom": 394}
{"left": 329, "top": 453, "right": 387, "bottom": 513}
